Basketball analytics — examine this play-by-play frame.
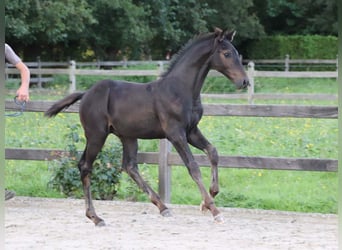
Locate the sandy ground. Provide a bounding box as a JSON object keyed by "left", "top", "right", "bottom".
{"left": 5, "top": 196, "right": 338, "bottom": 250}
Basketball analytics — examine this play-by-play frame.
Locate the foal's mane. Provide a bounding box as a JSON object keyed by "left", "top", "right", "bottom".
{"left": 161, "top": 32, "right": 215, "bottom": 77}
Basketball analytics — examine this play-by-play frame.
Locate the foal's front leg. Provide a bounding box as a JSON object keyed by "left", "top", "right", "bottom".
{"left": 188, "top": 126, "right": 219, "bottom": 198}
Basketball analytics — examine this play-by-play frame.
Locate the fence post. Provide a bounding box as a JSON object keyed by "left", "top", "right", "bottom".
{"left": 157, "top": 61, "right": 164, "bottom": 79}
{"left": 158, "top": 139, "right": 171, "bottom": 203}
{"left": 69, "top": 60, "right": 76, "bottom": 93}
{"left": 247, "top": 61, "right": 255, "bottom": 104}
{"left": 5, "top": 63, "right": 8, "bottom": 81}
{"left": 285, "top": 54, "right": 290, "bottom": 72}
{"left": 37, "top": 56, "right": 42, "bottom": 88}
{"left": 336, "top": 54, "right": 338, "bottom": 71}
{"left": 123, "top": 57, "right": 128, "bottom": 68}
{"left": 96, "top": 59, "right": 101, "bottom": 69}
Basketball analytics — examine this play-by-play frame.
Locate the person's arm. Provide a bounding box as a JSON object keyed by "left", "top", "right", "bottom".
{"left": 15, "top": 61, "right": 30, "bottom": 102}
{"left": 5, "top": 44, "right": 30, "bottom": 101}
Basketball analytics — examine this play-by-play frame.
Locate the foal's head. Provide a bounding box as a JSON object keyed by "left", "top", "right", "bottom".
{"left": 210, "top": 28, "right": 249, "bottom": 89}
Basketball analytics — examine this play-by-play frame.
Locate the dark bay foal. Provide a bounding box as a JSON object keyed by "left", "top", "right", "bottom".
{"left": 45, "top": 27, "right": 249, "bottom": 226}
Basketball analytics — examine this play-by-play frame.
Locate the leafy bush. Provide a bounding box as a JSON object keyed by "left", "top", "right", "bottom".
{"left": 48, "top": 124, "right": 122, "bottom": 200}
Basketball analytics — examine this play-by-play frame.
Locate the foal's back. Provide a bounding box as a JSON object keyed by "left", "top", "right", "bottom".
{"left": 79, "top": 79, "right": 165, "bottom": 139}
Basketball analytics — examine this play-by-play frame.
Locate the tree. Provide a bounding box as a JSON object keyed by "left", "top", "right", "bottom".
{"left": 200, "top": 0, "right": 265, "bottom": 43}
{"left": 303, "top": 0, "right": 338, "bottom": 35}
{"left": 87, "top": 0, "right": 215, "bottom": 60}
{"left": 140, "top": 0, "right": 215, "bottom": 58}
{"left": 5, "top": 0, "right": 337, "bottom": 61}
{"left": 253, "top": 0, "right": 337, "bottom": 35}
{"left": 85, "top": 0, "right": 153, "bottom": 60}
{"left": 6, "top": 0, "right": 95, "bottom": 59}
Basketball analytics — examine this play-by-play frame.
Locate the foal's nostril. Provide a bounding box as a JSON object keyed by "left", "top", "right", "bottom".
{"left": 243, "top": 79, "right": 250, "bottom": 88}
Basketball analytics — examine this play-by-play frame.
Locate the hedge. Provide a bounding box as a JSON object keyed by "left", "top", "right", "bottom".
{"left": 246, "top": 35, "right": 338, "bottom": 59}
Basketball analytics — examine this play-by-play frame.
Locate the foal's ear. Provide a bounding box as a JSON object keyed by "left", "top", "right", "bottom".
{"left": 214, "top": 27, "right": 223, "bottom": 37}
{"left": 225, "top": 30, "right": 236, "bottom": 42}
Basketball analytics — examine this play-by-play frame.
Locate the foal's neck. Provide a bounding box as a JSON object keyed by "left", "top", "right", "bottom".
{"left": 169, "top": 37, "right": 214, "bottom": 99}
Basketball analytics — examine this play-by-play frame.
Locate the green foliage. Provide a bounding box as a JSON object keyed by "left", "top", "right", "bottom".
{"left": 254, "top": 0, "right": 337, "bottom": 35}
{"left": 144, "top": 0, "right": 215, "bottom": 55}
{"left": 87, "top": 0, "right": 153, "bottom": 60}
{"left": 5, "top": 0, "right": 338, "bottom": 61}
{"left": 246, "top": 35, "right": 338, "bottom": 59}
{"left": 48, "top": 124, "right": 122, "bottom": 200}
{"left": 5, "top": 0, "right": 95, "bottom": 60}
{"left": 199, "top": 0, "right": 265, "bottom": 42}
{"left": 5, "top": 0, "right": 95, "bottom": 44}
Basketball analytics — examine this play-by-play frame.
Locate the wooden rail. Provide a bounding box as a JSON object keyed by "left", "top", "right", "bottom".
{"left": 5, "top": 60, "right": 338, "bottom": 103}
{"left": 242, "top": 54, "right": 338, "bottom": 71}
{"left": 7, "top": 56, "right": 338, "bottom": 70}
{"left": 5, "top": 100, "right": 338, "bottom": 202}
{"left": 246, "top": 62, "right": 337, "bottom": 104}
{"left": 5, "top": 148, "right": 336, "bottom": 172}
{"left": 5, "top": 100, "right": 338, "bottom": 119}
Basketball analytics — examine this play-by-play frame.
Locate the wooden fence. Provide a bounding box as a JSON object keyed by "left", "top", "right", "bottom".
{"left": 242, "top": 54, "right": 338, "bottom": 71}
{"left": 5, "top": 99, "right": 338, "bottom": 203}
{"left": 6, "top": 55, "right": 338, "bottom": 71}
{"left": 246, "top": 62, "right": 338, "bottom": 104}
{"left": 5, "top": 60, "right": 338, "bottom": 104}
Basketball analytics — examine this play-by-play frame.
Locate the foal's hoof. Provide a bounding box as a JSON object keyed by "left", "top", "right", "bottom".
{"left": 161, "top": 208, "right": 172, "bottom": 217}
{"left": 95, "top": 220, "right": 106, "bottom": 227}
{"left": 213, "top": 214, "right": 225, "bottom": 224}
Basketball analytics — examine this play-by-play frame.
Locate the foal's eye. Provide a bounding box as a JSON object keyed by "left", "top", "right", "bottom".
{"left": 224, "top": 52, "right": 231, "bottom": 58}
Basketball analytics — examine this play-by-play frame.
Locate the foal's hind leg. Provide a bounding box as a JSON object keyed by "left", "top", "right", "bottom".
{"left": 120, "top": 137, "right": 171, "bottom": 217}
{"left": 78, "top": 132, "right": 107, "bottom": 226}
{"left": 188, "top": 126, "right": 219, "bottom": 198}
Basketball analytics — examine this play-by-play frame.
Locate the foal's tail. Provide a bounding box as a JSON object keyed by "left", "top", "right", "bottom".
{"left": 44, "top": 92, "right": 85, "bottom": 117}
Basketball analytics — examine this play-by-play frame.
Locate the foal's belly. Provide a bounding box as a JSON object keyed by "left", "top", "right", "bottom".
{"left": 110, "top": 116, "right": 165, "bottom": 139}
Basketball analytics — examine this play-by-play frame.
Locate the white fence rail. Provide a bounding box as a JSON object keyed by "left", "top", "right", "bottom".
{"left": 6, "top": 55, "right": 338, "bottom": 71}
{"left": 242, "top": 54, "right": 338, "bottom": 71}
{"left": 6, "top": 60, "right": 338, "bottom": 103}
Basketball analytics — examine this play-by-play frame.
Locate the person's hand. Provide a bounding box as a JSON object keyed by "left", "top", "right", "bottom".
{"left": 14, "top": 61, "right": 30, "bottom": 102}
{"left": 16, "top": 85, "right": 29, "bottom": 102}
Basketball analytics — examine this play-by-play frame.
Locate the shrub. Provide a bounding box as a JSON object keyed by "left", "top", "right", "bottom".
{"left": 48, "top": 124, "right": 122, "bottom": 200}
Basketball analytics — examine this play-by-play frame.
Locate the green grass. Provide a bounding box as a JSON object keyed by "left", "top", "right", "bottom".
{"left": 254, "top": 77, "right": 337, "bottom": 94}
{"left": 5, "top": 160, "right": 64, "bottom": 198}
{"left": 172, "top": 167, "right": 337, "bottom": 213}
{"left": 5, "top": 76, "right": 338, "bottom": 214}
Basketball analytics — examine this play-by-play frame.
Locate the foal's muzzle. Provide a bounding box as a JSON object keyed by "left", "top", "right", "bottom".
{"left": 237, "top": 78, "right": 250, "bottom": 89}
